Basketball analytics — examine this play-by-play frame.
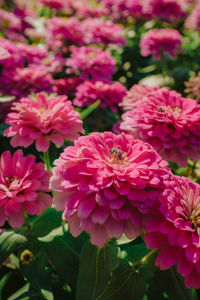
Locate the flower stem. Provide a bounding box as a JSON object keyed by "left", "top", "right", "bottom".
{"left": 23, "top": 211, "right": 31, "bottom": 230}
{"left": 161, "top": 53, "right": 169, "bottom": 76}
{"left": 43, "top": 150, "right": 51, "bottom": 170}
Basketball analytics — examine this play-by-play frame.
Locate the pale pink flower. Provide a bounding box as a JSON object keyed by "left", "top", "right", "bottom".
{"left": 140, "top": 29, "right": 182, "bottom": 60}
{"left": 0, "top": 150, "right": 52, "bottom": 227}
{"left": 144, "top": 176, "right": 200, "bottom": 289}
{"left": 50, "top": 132, "right": 172, "bottom": 247}
{"left": 119, "top": 88, "right": 200, "bottom": 166}
{"left": 82, "top": 18, "right": 126, "bottom": 46}
{"left": 120, "top": 84, "right": 162, "bottom": 110}
{"left": 66, "top": 46, "right": 116, "bottom": 81}
{"left": 74, "top": 80, "right": 127, "bottom": 111}
{"left": 16, "top": 43, "right": 47, "bottom": 64}
{"left": 4, "top": 93, "right": 84, "bottom": 152}
{"left": 0, "top": 47, "right": 11, "bottom": 60}
{"left": 184, "top": 3, "right": 200, "bottom": 31}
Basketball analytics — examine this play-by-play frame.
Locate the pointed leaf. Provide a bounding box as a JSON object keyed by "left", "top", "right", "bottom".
{"left": 0, "top": 230, "right": 27, "bottom": 265}
{"left": 76, "top": 241, "right": 120, "bottom": 300}
{"left": 80, "top": 100, "right": 101, "bottom": 120}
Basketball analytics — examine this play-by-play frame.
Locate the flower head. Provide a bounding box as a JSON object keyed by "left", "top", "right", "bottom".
{"left": 184, "top": 2, "right": 200, "bottom": 31}
{"left": 65, "top": 46, "right": 116, "bottom": 81}
{"left": 144, "top": 176, "right": 200, "bottom": 289}
{"left": 185, "top": 72, "right": 200, "bottom": 102}
{"left": 120, "top": 84, "right": 163, "bottom": 111}
{"left": 119, "top": 88, "right": 200, "bottom": 166}
{"left": 140, "top": 29, "right": 182, "bottom": 60}
{"left": 50, "top": 132, "right": 172, "bottom": 247}
{"left": 74, "top": 80, "right": 127, "bottom": 111}
{"left": 5, "top": 93, "right": 84, "bottom": 152}
{"left": 0, "top": 150, "right": 52, "bottom": 227}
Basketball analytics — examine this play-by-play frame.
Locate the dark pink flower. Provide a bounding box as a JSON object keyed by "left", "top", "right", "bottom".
{"left": 39, "top": 0, "right": 65, "bottom": 9}
{"left": 143, "top": 0, "right": 186, "bottom": 23}
{"left": 4, "top": 93, "right": 84, "bottom": 152}
{"left": 50, "top": 132, "right": 172, "bottom": 247}
{"left": 140, "top": 29, "right": 182, "bottom": 60}
{"left": 65, "top": 46, "right": 116, "bottom": 81}
{"left": 16, "top": 43, "right": 47, "bottom": 64}
{"left": 1, "top": 66, "right": 54, "bottom": 97}
{"left": 74, "top": 80, "right": 127, "bottom": 111}
{"left": 120, "top": 84, "right": 162, "bottom": 110}
{"left": 119, "top": 88, "right": 200, "bottom": 166}
{"left": 144, "top": 176, "right": 200, "bottom": 289}
{"left": 0, "top": 150, "right": 52, "bottom": 227}
{"left": 54, "top": 77, "right": 81, "bottom": 95}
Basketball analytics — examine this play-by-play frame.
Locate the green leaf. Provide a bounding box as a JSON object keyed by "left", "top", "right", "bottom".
{"left": 80, "top": 100, "right": 101, "bottom": 120}
{"left": 20, "top": 255, "right": 53, "bottom": 300}
{"left": 0, "top": 124, "right": 9, "bottom": 135}
{"left": 127, "top": 242, "right": 151, "bottom": 264}
{"left": 96, "top": 260, "right": 146, "bottom": 300}
{"left": 31, "top": 208, "right": 62, "bottom": 237}
{"left": 76, "top": 240, "right": 120, "bottom": 300}
{"left": 0, "top": 272, "right": 12, "bottom": 299}
{"left": 153, "top": 266, "right": 196, "bottom": 300}
{"left": 8, "top": 283, "right": 41, "bottom": 300}
{"left": 39, "top": 225, "right": 84, "bottom": 287}
{"left": 0, "top": 230, "right": 27, "bottom": 265}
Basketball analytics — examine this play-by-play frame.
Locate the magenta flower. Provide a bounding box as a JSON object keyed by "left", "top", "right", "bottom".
{"left": 46, "top": 17, "right": 85, "bottom": 51}
{"left": 144, "top": 176, "right": 200, "bottom": 289}
{"left": 1, "top": 66, "right": 54, "bottom": 97}
{"left": 120, "top": 84, "right": 162, "bottom": 110}
{"left": 50, "top": 132, "right": 172, "bottom": 247}
{"left": 74, "top": 80, "right": 127, "bottom": 111}
{"left": 0, "top": 38, "right": 24, "bottom": 70}
{"left": 82, "top": 18, "right": 126, "bottom": 46}
{"left": 4, "top": 93, "right": 84, "bottom": 152}
{"left": 0, "top": 150, "right": 52, "bottom": 228}
{"left": 54, "top": 77, "right": 81, "bottom": 95}
{"left": 39, "top": 0, "right": 65, "bottom": 9}
{"left": 119, "top": 88, "right": 200, "bottom": 166}
{"left": 140, "top": 29, "right": 182, "bottom": 60}
{"left": 143, "top": 0, "right": 186, "bottom": 23}
{"left": 65, "top": 46, "right": 116, "bottom": 81}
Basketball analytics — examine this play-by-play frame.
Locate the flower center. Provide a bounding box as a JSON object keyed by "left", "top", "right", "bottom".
{"left": 189, "top": 208, "right": 200, "bottom": 235}
{"left": 5, "top": 176, "right": 22, "bottom": 190}
{"left": 157, "top": 106, "right": 181, "bottom": 115}
{"left": 109, "top": 148, "right": 128, "bottom": 164}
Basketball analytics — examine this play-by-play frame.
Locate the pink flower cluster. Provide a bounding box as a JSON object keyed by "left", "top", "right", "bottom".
{"left": 74, "top": 80, "right": 127, "bottom": 111}
{"left": 17, "top": 43, "right": 48, "bottom": 64}
{"left": 145, "top": 176, "right": 200, "bottom": 289}
{"left": 65, "top": 46, "right": 116, "bottom": 81}
{"left": 54, "top": 77, "right": 81, "bottom": 96}
{"left": 119, "top": 88, "right": 200, "bottom": 166}
{"left": 50, "top": 132, "right": 172, "bottom": 247}
{"left": 100, "top": 0, "right": 144, "bottom": 20}
{"left": 0, "top": 150, "right": 52, "bottom": 228}
{"left": 46, "top": 17, "right": 125, "bottom": 51}
{"left": 140, "top": 28, "right": 182, "bottom": 60}
{"left": 4, "top": 93, "right": 84, "bottom": 152}
{"left": 184, "top": 2, "right": 200, "bottom": 31}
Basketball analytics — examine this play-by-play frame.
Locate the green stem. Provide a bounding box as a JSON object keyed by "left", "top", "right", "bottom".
{"left": 23, "top": 211, "right": 31, "bottom": 230}
{"left": 161, "top": 53, "right": 169, "bottom": 76}
{"left": 80, "top": 100, "right": 101, "bottom": 120}
{"left": 43, "top": 150, "right": 51, "bottom": 171}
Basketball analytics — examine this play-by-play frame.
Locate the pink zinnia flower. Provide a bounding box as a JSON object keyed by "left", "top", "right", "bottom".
{"left": 4, "top": 93, "right": 84, "bottom": 152}
{"left": 119, "top": 88, "right": 200, "bottom": 166}
{"left": 184, "top": 3, "right": 200, "bottom": 31}
{"left": 0, "top": 38, "right": 24, "bottom": 70}
{"left": 50, "top": 132, "right": 172, "bottom": 247}
{"left": 46, "top": 17, "right": 85, "bottom": 51}
{"left": 74, "top": 80, "right": 127, "bottom": 111}
{"left": 1, "top": 66, "right": 54, "bottom": 97}
{"left": 0, "top": 47, "right": 11, "bottom": 60}
{"left": 16, "top": 43, "right": 47, "bottom": 64}
{"left": 82, "top": 18, "right": 126, "bottom": 46}
{"left": 143, "top": 0, "right": 186, "bottom": 23}
{"left": 0, "top": 150, "right": 52, "bottom": 228}
{"left": 144, "top": 176, "right": 200, "bottom": 289}
{"left": 65, "top": 46, "right": 116, "bottom": 81}
{"left": 140, "top": 29, "right": 182, "bottom": 60}
{"left": 54, "top": 77, "right": 81, "bottom": 95}
{"left": 120, "top": 84, "right": 162, "bottom": 110}
{"left": 39, "top": 0, "right": 65, "bottom": 9}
